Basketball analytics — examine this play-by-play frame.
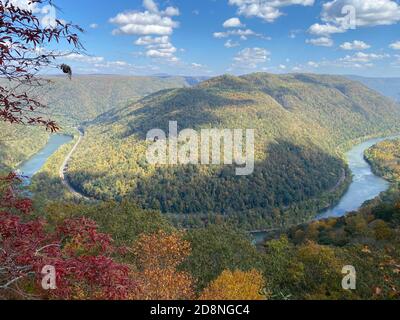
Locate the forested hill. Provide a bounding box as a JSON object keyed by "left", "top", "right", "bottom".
{"left": 346, "top": 75, "right": 400, "bottom": 103}
{"left": 37, "top": 75, "right": 193, "bottom": 124}
{"left": 0, "top": 75, "right": 192, "bottom": 127}
{"left": 66, "top": 73, "right": 400, "bottom": 229}
{"left": 0, "top": 75, "right": 191, "bottom": 170}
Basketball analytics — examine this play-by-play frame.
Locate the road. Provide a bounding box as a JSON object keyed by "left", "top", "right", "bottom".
{"left": 59, "top": 128, "right": 91, "bottom": 200}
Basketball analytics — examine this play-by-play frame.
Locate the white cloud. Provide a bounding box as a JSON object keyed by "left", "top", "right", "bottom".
{"left": 339, "top": 52, "right": 390, "bottom": 63}
{"left": 110, "top": 1, "right": 180, "bottom": 36}
{"left": 111, "top": 1, "right": 180, "bottom": 62}
{"left": 228, "top": 0, "right": 315, "bottom": 23}
{"left": 134, "top": 36, "right": 178, "bottom": 62}
{"left": 89, "top": 23, "right": 99, "bottom": 29}
{"left": 323, "top": 0, "right": 400, "bottom": 27}
{"left": 289, "top": 29, "right": 302, "bottom": 39}
{"left": 308, "top": 23, "right": 346, "bottom": 36}
{"left": 110, "top": 12, "right": 178, "bottom": 35}
{"left": 340, "top": 40, "right": 371, "bottom": 50}
{"left": 143, "top": 0, "right": 158, "bottom": 13}
{"left": 390, "top": 41, "right": 400, "bottom": 50}
{"left": 307, "top": 61, "right": 320, "bottom": 68}
{"left": 2, "top": 0, "right": 38, "bottom": 11}
{"left": 306, "top": 37, "right": 334, "bottom": 47}
{"left": 135, "top": 35, "right": 169, "bottom": 45}
{"left": 225, "top": 39, "right": 240, "bottom": 48}
{"left": 213, "top": 28, "right": 269, "bottom": 40}
{"left": 310, "top": 0, "right": 400, "bottom": 36}
{"left": 64, "top": 53, "right": 105, "bottom": 64}
{"left": 223, "top": 17, "right": 244, "bottom": 28}
{"left": 233, "top": 47, "right": 270, "bottom": 68}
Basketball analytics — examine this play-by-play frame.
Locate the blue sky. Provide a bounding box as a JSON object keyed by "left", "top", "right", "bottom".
{"left": 40, "top": 0, "right": 400, "bottom": 77}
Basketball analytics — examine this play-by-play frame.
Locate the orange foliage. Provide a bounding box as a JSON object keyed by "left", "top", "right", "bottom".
{"left": 131, "top": 231, "right": 195, "bottom": 300}
{"left": 199, "top": 270, "right": 267, "bottom": 300}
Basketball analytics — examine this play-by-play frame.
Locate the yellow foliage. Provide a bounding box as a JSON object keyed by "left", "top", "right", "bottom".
{"left": 199, "top": 270, "right": 267, "bottom": 300}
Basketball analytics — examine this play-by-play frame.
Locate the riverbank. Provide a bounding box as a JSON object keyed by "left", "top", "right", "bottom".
{"left": 59, "top": 128, "right": 91, "bottom": 200}
{"left": 251, "top": 135, "right": 399, "bottom": 244}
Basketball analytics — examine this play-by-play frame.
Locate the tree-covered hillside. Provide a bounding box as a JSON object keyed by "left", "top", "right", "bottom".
{"left": 347, "top": 75, "right": 400, "bottom": 103}
{"left": 0, "top": 75, "right": 190, "bottom": 169}
{"left": 0, "top": 123, "right": 49, "bottom": 172}
{"left": 27, "top": 75, "right": 191, "bottom": 124}
{"left": 65, "top": 73, "right": 400, "bottom": 229}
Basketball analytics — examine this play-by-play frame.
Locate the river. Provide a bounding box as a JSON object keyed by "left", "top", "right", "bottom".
{"left": 316, "top": 136, "right": 397, "bottom": 219}
{"left": 252, "top": 136, "right": 398, "bottom": 244}
{"left": 14, "top": 133, "right": 397, "bottom": 238}
{"left": 17, "top": 134, "right": 73, "bottom": 185}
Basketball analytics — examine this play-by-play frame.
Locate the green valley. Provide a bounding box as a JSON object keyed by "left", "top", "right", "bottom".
{"left": 63, "top": 73, "right": 400, "bottom": 229}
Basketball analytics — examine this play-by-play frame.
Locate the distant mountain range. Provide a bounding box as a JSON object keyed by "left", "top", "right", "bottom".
{"left": 346, "top": 75, "right": 400, "bottom": 102}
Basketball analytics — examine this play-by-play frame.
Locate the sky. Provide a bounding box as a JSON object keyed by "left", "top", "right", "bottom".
{"left": 32, "top": 0, "right": 400, "bottom": 77}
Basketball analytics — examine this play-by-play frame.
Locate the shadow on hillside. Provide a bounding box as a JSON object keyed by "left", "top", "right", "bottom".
{"left": 56, "top": 139, "right": 345, "bottom": 229}
{"left": 26, "top": 140, "right": 345, "bottom": 229}
{"left": 125, "top": 139, "right": 345, "bottom": 214}
{"left": 92, "top": 88, "right": 257, "bottom": 139}
{"left": 0, "top": 142, "right": 20, "bottom": 173}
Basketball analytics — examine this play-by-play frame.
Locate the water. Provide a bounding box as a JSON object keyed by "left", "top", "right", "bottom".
{"left": 252, "top": 136, "right": 398, "bottom": 243}
{"left": 16, "top": 134, "right": 73, "bottom": 185}
{"left": 317, "top": 136, "right": 397, "bottom": 219}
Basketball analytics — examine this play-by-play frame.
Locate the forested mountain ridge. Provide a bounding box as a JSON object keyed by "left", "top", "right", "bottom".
{"left": 0, "top": 75, "right": 191, "bottom": 126}
{"left": 0, "top": 75, "right": 191, "bottom": 170}
{"left": 30, "top": 75, "right": 191, "bottom": 124}
{"left": 65, "top": 73, "right": 400, "bottom": 229}
{"left": 347, "top": 75, "right": 400, "bottom": 103}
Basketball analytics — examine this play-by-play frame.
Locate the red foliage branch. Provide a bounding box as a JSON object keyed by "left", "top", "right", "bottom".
{"left": 0, "top": 0, "right": 83, "bottom": 131}
{"left": 0, "top": 173, "right": 136, "bottom": 300}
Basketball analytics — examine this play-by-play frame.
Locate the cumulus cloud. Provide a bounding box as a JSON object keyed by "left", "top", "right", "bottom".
{"left": 110, "top": 11, "right": 178, "bottom": 35}
{"left": 233, "top": 47, "right": 270, "bottom": 68}
{"left": 340, "top": 40, "right": 370, "bottom": 50}
{"left": 64, "top": 53, "right": 105, "bottom": 64}
{"left": 228, "top": 0, "right": 315, "bottom": 23}
{"left": 310, "top": 0, "right": 400, "bottom": 36}
{"left": 213, "top": 28, "right": 270, "bottom": 41}
{"left": 308, "top": 23, "right": 346, "bottom": 36}
{"left": 390, "top": 41, "right": 400, "bottom": 50}
{"left": 307, "top": 61, "right": 320, "bottom": 68}
{"left": 89, "top": 23, "right": 99, "bottom": 29}
{"left": 225, "top": 39, "right": 240, "bottom": 48}
{"left": 111, "top": 1, "right": 180, "bottom": 62}
{"left": 135, "top": 35, "right": 169, "bottom": 45}
{"left": 135, "top": 36, "right": 178, "bottom": 62}
{"left": 223, "top": 17, "right": 244, "bottom": 28}
{"left": 339, "top": 52, "right": 390, "bottom": 64}
{"left": 110, "top": 0, "right": 180, "bottom": 36}
{"left": 323, "top": 0, "right": 400, "bottom": 27}
{"left": 2, "top": 0, "right": 38, "bottom": 11}
{"left": 306, "top": 37, "right": 334, "bottom": 47}
{"left": 62, "top": 54, "right": 140, "bottom": 73}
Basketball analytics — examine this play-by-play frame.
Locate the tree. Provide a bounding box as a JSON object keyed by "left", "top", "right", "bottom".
{"left": 182, "top": 225, "right": 260, "bottom": 291}
{"left": 131, "top": 230, "right": 195, "bottom": 300}
{"left": 0, "top": 173, "right": 136, "bottom": 300}
{"left": 0, "top": 0, "right": 83, "bottom": 131}
{"left": 199, "top": 269, "right": 267, "bottom": 300}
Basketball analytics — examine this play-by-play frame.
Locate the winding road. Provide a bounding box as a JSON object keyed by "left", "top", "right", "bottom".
{"left": 59, "top": 128, "right": 91, "bottom": 200}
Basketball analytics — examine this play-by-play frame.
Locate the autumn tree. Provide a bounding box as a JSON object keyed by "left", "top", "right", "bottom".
{"left": 0, "top": 173, "right": 136, "bottom": 300}
{"left": 182, "top": 225, "right": 260, "bottom": 291}
{"left": 130, "top": 230, "right": 195, "bottom": 300}
{"left": 199, "top": 270, "right": 267, "bottom": 300}
{"left": 0, "top": 0, "right": 83, "bottom": 132}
